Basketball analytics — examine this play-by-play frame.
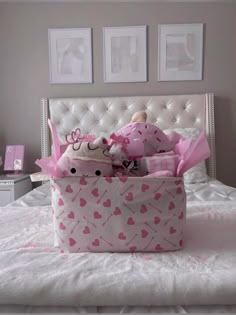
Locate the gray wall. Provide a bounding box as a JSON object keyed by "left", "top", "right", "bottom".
{"left": 0, "top": 2, "right": 236, "bottom": 186}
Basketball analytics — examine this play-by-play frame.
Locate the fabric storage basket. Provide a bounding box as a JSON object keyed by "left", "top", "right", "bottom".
{"left": 51, "top": 176, "right": 186, "bottom": 253}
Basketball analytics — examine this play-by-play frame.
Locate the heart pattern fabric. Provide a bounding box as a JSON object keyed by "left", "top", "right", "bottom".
{"left": 51, "top": 176, "right": 186, "bottom": 253}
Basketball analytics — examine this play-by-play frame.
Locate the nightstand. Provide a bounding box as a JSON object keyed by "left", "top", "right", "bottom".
{"left": 0, "top": 174, "right": 32, "bottom": 206}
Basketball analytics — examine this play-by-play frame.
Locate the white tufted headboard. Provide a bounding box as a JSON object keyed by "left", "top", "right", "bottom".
{"left": 40, "top": 93, "right": 216, "bottom": 178}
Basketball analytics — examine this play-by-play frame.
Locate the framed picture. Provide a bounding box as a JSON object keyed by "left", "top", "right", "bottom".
{"left": 4, "top": 145, "right": 24, "bottom": 172}
{"left": 48, "top": 28, "right": 92, "bottom": 84}
{"left": 158, "top": 24, "right": 204, "bottom": 81}
{"left": 103, "top": 25, "right": 147, "bottom": 83}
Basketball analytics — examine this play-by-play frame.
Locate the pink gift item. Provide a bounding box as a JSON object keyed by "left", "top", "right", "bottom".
{"left": 139, "top": 152, "right": 178, "bottom": 177}
{"left": 51, "top": 176, "right": 186, "bottom": 253}
{"left": 112, "top": 122, "right": 173, "bottom": 160}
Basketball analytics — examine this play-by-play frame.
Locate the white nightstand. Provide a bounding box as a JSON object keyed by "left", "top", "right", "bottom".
{"left": 0, "top": 174, "right": 32, "bottom": 206}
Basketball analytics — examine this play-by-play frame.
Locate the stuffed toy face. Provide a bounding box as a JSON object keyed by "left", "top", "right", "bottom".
{"left": 56, "top": 137, "right": 113, "bottom": 177}
{"left": 56, "top": 157, "right": 113, "bottom": 177}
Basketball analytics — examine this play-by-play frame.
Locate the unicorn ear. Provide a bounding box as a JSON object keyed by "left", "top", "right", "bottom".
{"left": 93, "top": 137, "right": 109, "bottom": 149}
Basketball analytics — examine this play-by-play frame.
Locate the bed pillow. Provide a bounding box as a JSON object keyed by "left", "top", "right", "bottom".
{"left": 163, "top": 128, "right": 209, "bottom": 184}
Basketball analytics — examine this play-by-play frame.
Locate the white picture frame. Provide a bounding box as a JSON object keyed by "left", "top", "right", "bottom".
{"left": 103, "top": 25, "right": 147, "bottom": 83}
{"left": 158, "top": 24, "right": 203, "bottom": 81}
{"left": 48, "top": 28, "right": 92, "bottom": 84}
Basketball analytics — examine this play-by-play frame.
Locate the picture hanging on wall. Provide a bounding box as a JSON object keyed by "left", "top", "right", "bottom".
{"left": 158, "top": 23, "right": 204, "bottom": 81}
{"left": 103, "top": 25, "right": 147, "bottom": 83}
{"left": 4, "top": 145, "right": 24, "bottom": 172}
{"left": 48, "top": 28, "right": 92, "bottom": 84}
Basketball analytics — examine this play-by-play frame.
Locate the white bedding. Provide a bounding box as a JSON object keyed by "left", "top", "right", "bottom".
{"left": 1, "top": 179, "right": 236, "bottom": 313}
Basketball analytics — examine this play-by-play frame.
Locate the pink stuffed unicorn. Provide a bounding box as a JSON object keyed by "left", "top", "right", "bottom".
{"left": 109, "top": 111, "right": 174, "bottom": 161}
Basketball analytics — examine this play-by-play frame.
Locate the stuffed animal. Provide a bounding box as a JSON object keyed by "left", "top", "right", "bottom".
{"left": 56, "top": 137, "right": 113, "bottom": 177}
{"left": 109, "top": 111, "right": 173, "bottom": 160}
{"left": 35, "top": 121, "right": 113, "bottom": 178}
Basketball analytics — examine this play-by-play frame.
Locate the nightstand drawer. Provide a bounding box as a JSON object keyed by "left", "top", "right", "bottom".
{"left": 0, "top": 174, "right": 32, "bottom": 206}
{"left": 0, "top": 189, "right": 11, "bottom": 206}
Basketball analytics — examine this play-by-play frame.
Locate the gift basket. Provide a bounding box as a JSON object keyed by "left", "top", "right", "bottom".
{"left": 35, "top": 111, "right": 210, "bottom": 253}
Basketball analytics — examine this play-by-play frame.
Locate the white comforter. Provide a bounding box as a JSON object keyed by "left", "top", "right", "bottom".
{"left": 1, "top": 197, "right": 236, "bottom": 306}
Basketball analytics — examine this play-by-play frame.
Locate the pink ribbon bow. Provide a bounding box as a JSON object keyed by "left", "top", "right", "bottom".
{"left": 66, "top": 128, "right": 95, "bottom": 150}
{"left": 109, "top": 133, "right": 129, "bottom": 153}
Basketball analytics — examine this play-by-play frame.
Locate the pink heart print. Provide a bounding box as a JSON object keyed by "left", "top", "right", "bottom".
{"left": 127, "top": 217, "right": 135, "bottom": 225}
{"left": 80, "top": 177, "right": 87, "bottom": 185}
{"left": 140, "top": 204, "right": 148, "bottom": 213}
{"left": 105, "top": 177, "right": 112, "bottom": 183}
{"left": 141, "top": 229, "right": 148, "bottom": 238}
{"left": 129, "top": 246, "right": 136, "bottom": 252}
{"left": 68, "top": 211, "right": 75, "bottom": 219}
{"left": 113, "top": 207, "right": 121, "bottom": 215}
{"left": 65, "top": 185, "right": 73, "bottom": 193}
{"left": 155, "top": 244, "right": 163, "bottom": 251}
{"left": 52, "top": 176, "right": 186, "bottom": 252}
{"left": 176, "top": 187, "right": 182, "bottom": 194}
{"left": 94, "top": 211, "right": 102, "bottom": 219}
{"left": 92, "top": 239, "right": 100, "bottom": 246}
{"left": 69, "top": 238, "right": 76, "bottom": 247}
{"left": 178, "top": 212, "right": 184, "bottom": 220}
{"left": 118, "top": 232, "right": 126, "bottom": 240}
{"left": 125, "top": 192, "right": 133, "bottom": 201}
{"left": 119, "top": 177, "right": 128, "bottom": 183}
{"left": 59, "top": 222, "right": 66, "bottom": 230}
{"left": 91, "top": 188, "right": 99, "bottom": 197}
{"left": 170, "top": 226, "right": 176, "bottom": 234}
{"left": 154, "top": 216, "right": 160, "bottom": 224}
{"left": 58, "top": 198, "right": 64, "bottom": 206}
{"left": 141, "top": 184, "right": 150, "bottom": 192}
{"left": 83, "top": 226, "right": 90, "bottom": 234}
{"left": 154, "top": 193, "right": 161, "bottom": 200}
{"left": 80, "top": 198, "right": 87, "bottom": 207}
{"left": 175, "top": 180, "right": 182, "bottom": 185}
{"left": 103, "top": 199, "right": 111, "bottom": 207}
{"left": 168, "top": 201, "right": 175, "bottom": 210}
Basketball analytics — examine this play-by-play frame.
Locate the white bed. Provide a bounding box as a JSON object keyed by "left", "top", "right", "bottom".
{"left": 1, "top": 93, "right": 236, "bottom": 313}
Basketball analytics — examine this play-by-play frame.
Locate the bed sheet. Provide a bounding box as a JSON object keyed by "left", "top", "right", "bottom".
{"left": 1, "top": 304, "right": 236, "bottom": 313}
{"left": 1, "top": 179, "right": 236, "bottom": 313}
